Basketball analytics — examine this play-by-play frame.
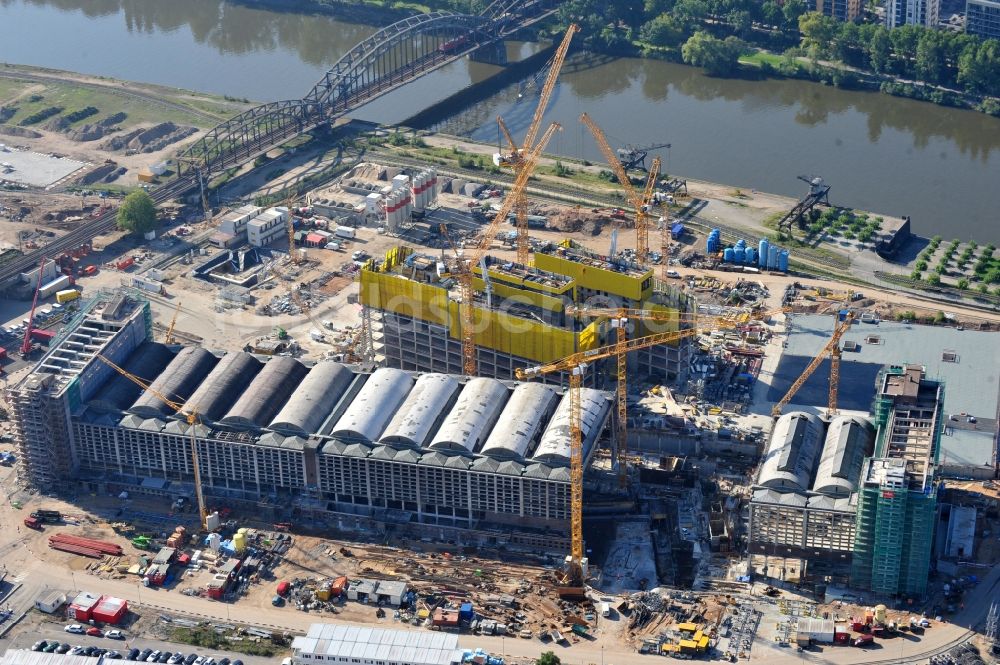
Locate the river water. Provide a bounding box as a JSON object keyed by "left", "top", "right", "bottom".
{"left": 2, "top": 0, "right": 999, "bottom": 243}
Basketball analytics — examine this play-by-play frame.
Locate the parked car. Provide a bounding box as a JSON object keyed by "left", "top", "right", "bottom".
{"left": 157, "top": 652, "right": 172, "bottom": 663}
{"left": 107, "top": 630, "right": 125, "bottom": 640}
{"left": 86, "top": 627, "right": 104, "bottom": 637}
{"left": 64, "top": 625, "right": 85, "bottom": 634}
{"left": 146, "top": 651, "right": 162, "bottom": 662}
{"left": 56, "top": 644, "right": 72, "bottom": 654}
{"left": 106, "top": 652, "right": 123, "bottom": 659}
{"left": 43, "top": 642, "right": 60, "bottom": 653}
{"left": 168, "top": 654, "right": 185, "bottom": 664}
{"left": 127, "top": 648, "right": 141, "bottom": 660}
{"left": 138, "top": 649, "right": 153, "bottom": 662}
{"left": 183, "top": 656, "right": 198, "bottom": 665}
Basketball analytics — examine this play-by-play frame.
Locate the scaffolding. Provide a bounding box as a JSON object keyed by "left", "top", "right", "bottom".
{"left": 850, "top": 365, "right": 942, "bottom": 599}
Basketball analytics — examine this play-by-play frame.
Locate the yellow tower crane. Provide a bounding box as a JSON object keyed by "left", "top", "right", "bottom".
{"left": 96, "top": 354, "right": 208, "bottom": 531}
{"left": 164, "top": 300, "right": 181, "bottom": 345}
{"left": 564, "top": 307, "right": 780, "bottom": 487}
{"left": 494, "top": 24, "right": 578, "bottom": 265}
{"left": 461, "top": 122, "right": 562, "bottom": 376}
{"left": 515, "top": 321, "right": 742, "bottom": 593}
{"left": 771, "top": 311, "right": 855, "bottom": 418}
{"left": 579, "top": 113, "right": 660, "bottom": 265}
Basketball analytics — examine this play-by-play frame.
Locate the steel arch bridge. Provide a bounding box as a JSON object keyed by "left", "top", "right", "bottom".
{"left": 177, "top": 0, "right": 555, "bottom": 180}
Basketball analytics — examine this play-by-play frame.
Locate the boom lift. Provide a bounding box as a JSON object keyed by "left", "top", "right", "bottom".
{"left": 97, "top": 354, "right": 208, "bottom": 531}
{"left": 580, "top": 113, "right": 660, "bottom": 265}
{"left": 461, "top": 122, "right": 562, "bottom": 376}
{"left": 494, "top": 24, "right": 578, "bottom": 265}
{"left": 771, "top": 311, "right": 854, "bottom": 417}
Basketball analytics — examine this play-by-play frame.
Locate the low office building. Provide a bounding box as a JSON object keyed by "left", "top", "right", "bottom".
{"left": 291, "top": 625, "right": 462, "bottom": 665}
{"left": 247, "top": 207, "right": 289, "bottom": 247}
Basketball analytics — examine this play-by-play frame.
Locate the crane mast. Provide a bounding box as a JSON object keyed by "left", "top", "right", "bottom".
{"left": 771, "top": 311, "right": 855, "bottom": 417}
{"left": 494, "top": 25, "right": 578, "bottom": 265}
{"left": 96, "top": 354, "right": 208, "bottom": 530}
{"left": 461, "top": 123, "right": 562, "bottom": 375}
{"left": 580, "top": 113, "right": 660, "bottom": 264}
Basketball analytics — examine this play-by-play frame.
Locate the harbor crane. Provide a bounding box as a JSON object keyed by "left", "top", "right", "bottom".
{"left": 494, "top": 24, "right": 577, "bottom": 265}
{"left": 97, "top": 354, "right": 208, "bottom": 531}
{"left": 775, "top": 175, "right": 831, "bottom": 237}
{"left": 771, "top": 310, "right": 855, "bottom": 418}
{"left": 616, "top": 142, "right": 670, "bottom": 171}
{"left": 461, "top": 123, "right": 562, "bottom": 375}
{"left": 580, "top": 113, "right": 660, "bottom": 265}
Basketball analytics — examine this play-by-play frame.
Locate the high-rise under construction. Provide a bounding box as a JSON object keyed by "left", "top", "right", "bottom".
{"left": 850, "top": 364, "right": 943, "bottom": 599}
{"left": 359, "top": 239, "right": 695, "bottom": 384}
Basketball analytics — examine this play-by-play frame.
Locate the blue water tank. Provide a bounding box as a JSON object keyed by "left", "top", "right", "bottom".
{"left": 768, "top": 246, "right": 779, "bottom": 269}
{"left": 733, "top": 246, "right": 745, "bottom": 263}
{"left": 710, "top": 228, "right": 721, "bottom": 238}
{"left": 735, "top": 238, "right": 746, "bottom": 249}
{"left": 758, "top": 239, "right": 769, "bottom": 268}
{"left": 779, "top": 249, "right": 789, "bottom": 272}
{"left": 707, "top": 235, "right": 718, "bottom": 254}
{"left": 723, "top": 247, "right": 735, "bottom": 263}
{"left": 745, "top": 247, "right": 756, "bottom": 265}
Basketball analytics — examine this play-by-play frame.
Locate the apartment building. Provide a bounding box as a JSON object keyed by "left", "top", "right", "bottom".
{"left": 886, "top": 0, "right": 940, "bottom": 27}
{"left": 966, "top": 0, "right": 1000, "bottom": 38}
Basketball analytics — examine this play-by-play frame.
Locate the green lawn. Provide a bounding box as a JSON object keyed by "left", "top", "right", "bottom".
{"left": 0, "top": 78, "right": 33, "bottom": 104}
{"left": 739, "top": 51, "right": 788, "bottom": 68}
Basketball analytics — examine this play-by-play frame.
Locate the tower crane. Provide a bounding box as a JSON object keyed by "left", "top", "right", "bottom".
{"left": 164, "top": 301, "right": 182, "bottom": 344}
{"left": 494, "top": 24, "right": 578, "bottom": 265}
{"left": 580, "top": 113, "right": 660, "bottom": 265}
{"left": 564, "top": 306, "right": 785, "bottom": 487}
{"left": 771, "top": 311, "right": 855, "bottom": 418}
{"left": 515, "top": 321, "right": 740, "bottom": 594}
{"left": 461, "top": 122, "right": 562, "bottom": 376}
{"left": 96, "top": 354, "right": 208, "bottom": 531}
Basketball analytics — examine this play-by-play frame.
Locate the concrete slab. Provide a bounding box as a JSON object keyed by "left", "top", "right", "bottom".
{"left": 0, "top": 148, "right": 88, "bottom": 188}
{"left": 596, "top": 521, "right": 659, "bottom": 595}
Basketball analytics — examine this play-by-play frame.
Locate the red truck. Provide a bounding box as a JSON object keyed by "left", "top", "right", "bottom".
{"left": 853, "top": 635, "right": 874, "bottom": 647}
{"left": 833, "top": 632, "right": 850, "bottom": 644}
{"left": 23, "top": 516, "right": 42, "bottom": 530}
{"left": 276, "top": 581, "right": 290, "bottom": 597}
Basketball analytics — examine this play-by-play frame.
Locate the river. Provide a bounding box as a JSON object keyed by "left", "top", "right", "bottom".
{"left": 2, "top": 0, "right": 999, "bottom": 243}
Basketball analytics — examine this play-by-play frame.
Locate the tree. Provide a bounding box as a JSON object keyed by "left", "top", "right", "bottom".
{"left": 956, "top": 277, "right": 970, "bottom": 290}
{"left": 866, "top": 25, "right": 892, "bottom": 74}
{"left": 640, "top": 14, "right": 687, "bottom": 47}
{"left": 682, "top": 31, "right": 747, "bottom": 75}
{"left": 760, "top": 0, "right": 784, "bottom": 29}
{"left": 537, "top": 653, "right": 561, "bottom": 665}
{"left": 116, "top": 189, "right": 158, "bottom": 236}
{"left": 798, "top": 13, "right": 839, "bottom": 59}
{"left": 915, "top": 30, "right": 946, "bottom": 84}
{"left": 782, "top": 0, "right": 807, "bottom": 29}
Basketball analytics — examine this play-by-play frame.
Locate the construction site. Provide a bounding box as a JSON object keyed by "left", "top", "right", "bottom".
{"left": 2, "top": 23, "right": 1000, "bottom": 665}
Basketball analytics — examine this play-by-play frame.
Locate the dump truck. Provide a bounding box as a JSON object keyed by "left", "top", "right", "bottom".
{"left": 23, "top": 516, "right": 42, "bottom": 530}
{"left": 29, "top": 510, "right": 61, "bottom": 523}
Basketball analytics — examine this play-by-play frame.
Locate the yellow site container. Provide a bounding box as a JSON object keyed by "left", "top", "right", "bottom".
{"left": 677, "top": 622, "right": 698, "bottom": 633}
{"left": 697, "top": 636, "right": 710, "bottom": 650}
{"left": 315, "top": 586, "right": 331, "bottom": 601}
{"left": 693, "top": 630, "right": 704, "bottom": 642}
{"left": 56, "top": 289, "right": 80, "bottom": 303}
{"left": 660, "top": 644, "right": 678, "bottom": 653}
{"left": 678, "top": 639, "right": 698, "bottom": 653}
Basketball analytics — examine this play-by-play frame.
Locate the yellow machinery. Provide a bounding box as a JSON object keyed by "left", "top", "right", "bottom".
{"left": 461, "top": 123, "right": 562, "bottom": 376}
{"left": 771, "top": 311, "right": 855, "bottom": 417}
{"left": 580, "top": 113, "right": 660, "bottom": 265}
{"left": 495, "top": 25, "right": 577, "bottom": 265}
{"left": 164, "top": 300, "right": 181, "bottom": 345}
{"left": 97, "top": 354, "right": 208, "bottom": 531}
{"left": 515, "top": 322, "right": 736, "bottom": 591}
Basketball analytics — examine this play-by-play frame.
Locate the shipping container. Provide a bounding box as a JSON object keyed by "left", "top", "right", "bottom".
{"left": 39, "top": 275, "right": 72, "bottom": 299}
{"left": 56, "top": 289, "right": 80, "bottom": 303}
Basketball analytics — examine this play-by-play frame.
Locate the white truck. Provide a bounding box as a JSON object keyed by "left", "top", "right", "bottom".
{"left": 334, "top": 226, "right": 356, "bottom": 239}
{"left": 600, "top": 602, "right": 611, "bottom": 618}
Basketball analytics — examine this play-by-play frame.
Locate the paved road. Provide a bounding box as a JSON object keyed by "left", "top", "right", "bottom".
{"left": 6, "top": 625, "right": 275, "bottom": 665}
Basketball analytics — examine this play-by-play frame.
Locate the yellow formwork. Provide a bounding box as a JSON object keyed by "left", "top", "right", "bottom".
{"left": 534, "top": 250, "right": 654, "bottom": 302}
{"left": 360, "top": 267, "right": 601, "bottom": 364}
{"left": 476, "top": 264, "right": 574, "bottom": 296}
{"left": 472, "top": 275, "right": 565, "bottom": 312}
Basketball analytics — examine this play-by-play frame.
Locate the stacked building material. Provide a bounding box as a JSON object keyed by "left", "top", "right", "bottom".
{"left": 49, "top": 534, "right": 123, "bottom": 557}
